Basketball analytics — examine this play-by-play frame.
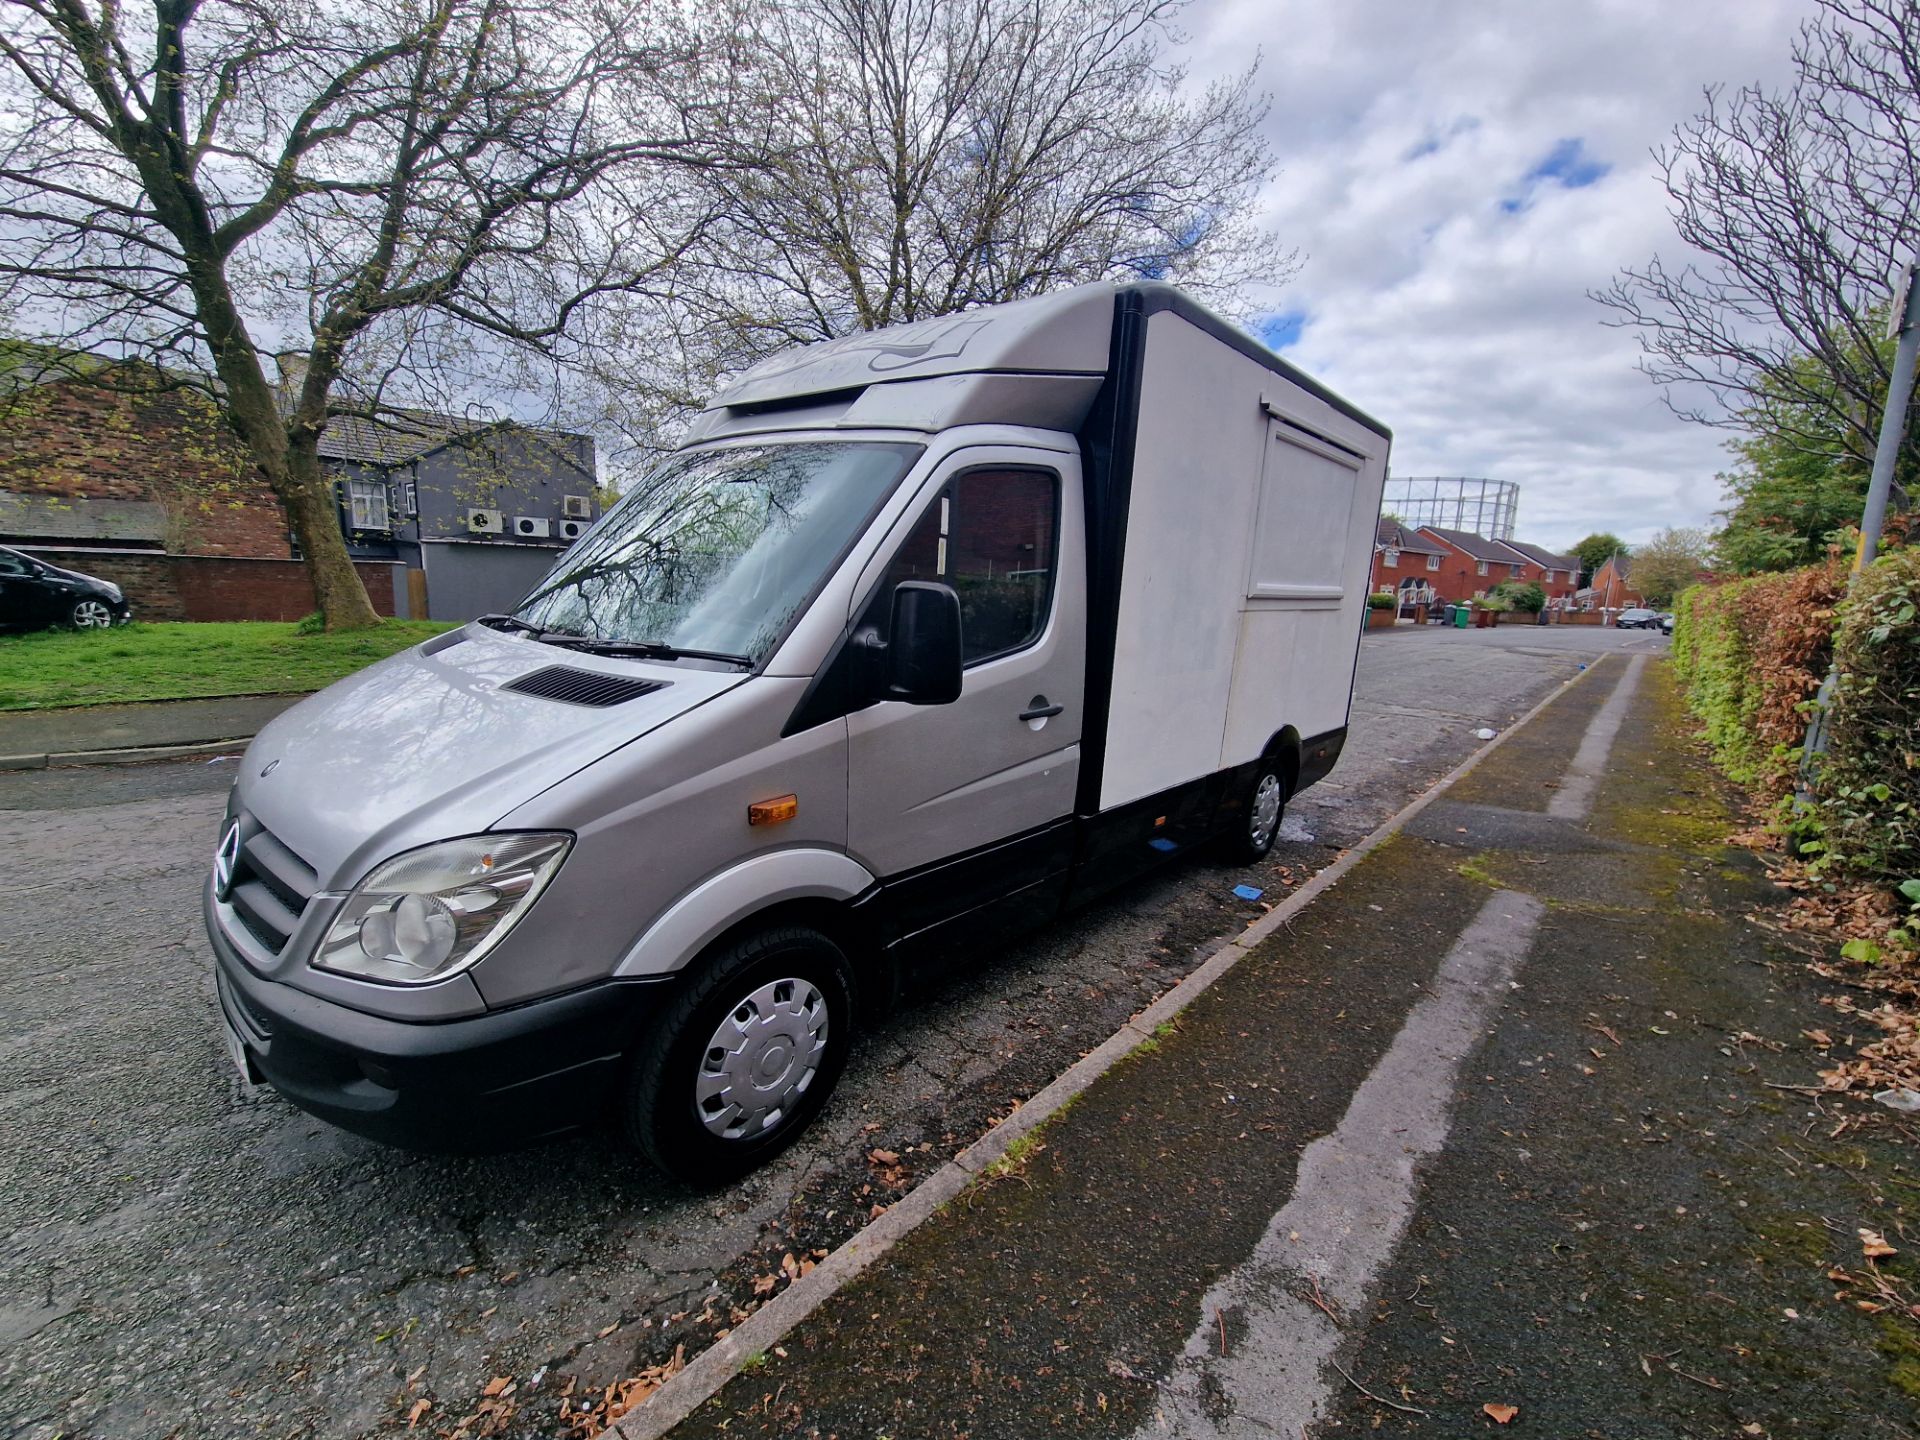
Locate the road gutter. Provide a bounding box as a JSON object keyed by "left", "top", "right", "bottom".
{"left": 612, "top": 656, "right": 1618, "bottom": 1440}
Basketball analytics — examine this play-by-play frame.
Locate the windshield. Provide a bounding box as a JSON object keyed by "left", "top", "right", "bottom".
{"left": 514, "top": 440, "right": 923, "bottom": 661}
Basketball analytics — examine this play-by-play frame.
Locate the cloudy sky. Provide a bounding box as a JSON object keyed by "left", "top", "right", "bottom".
{"left": 1184, "top": 0, "right": 1815, "bottom": 552}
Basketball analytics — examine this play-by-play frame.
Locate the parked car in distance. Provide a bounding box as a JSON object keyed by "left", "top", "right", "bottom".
{"left": 0, "top": 545, "right": 132, "bottom": 631}
{"left": 1616, "top": 607, "right": 1661, "bottom": 629}
{"left": 1658, "top": 612, "right": 1675, "bottom": 634}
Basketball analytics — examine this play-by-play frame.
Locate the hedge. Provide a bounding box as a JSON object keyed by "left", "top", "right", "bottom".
{"left": 1671, "top": 549, "right": 1917, "bottom": 894}
{"left": 1670, "top": 558, "right": 1847, "bottom": 800}
{"left": 1815, "top": 548, "right": 1920, "bottom": 886}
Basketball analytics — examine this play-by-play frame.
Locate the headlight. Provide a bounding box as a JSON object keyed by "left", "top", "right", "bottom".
{"left": 103, "top": 583, "right": 122, "bottom": 601}
{"left": 315, "top": 833, "right": 570, "bottom": 986}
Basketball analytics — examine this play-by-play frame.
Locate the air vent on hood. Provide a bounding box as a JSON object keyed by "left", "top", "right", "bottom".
{"left": 502, "top": 665, "right": 668, "bottom": 707}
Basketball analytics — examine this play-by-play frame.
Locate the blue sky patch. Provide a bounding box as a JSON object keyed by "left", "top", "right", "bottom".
{"left": 1527, "top": 137, "right": 1609, "bottom": 188}
{"left": 1501, "top": 137, "right": 1609, "bottom": 214}
{"left": 1258, "top": 310, "right": 1308, "bottom": 351}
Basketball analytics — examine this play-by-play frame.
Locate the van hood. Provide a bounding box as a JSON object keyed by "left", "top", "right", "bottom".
{"left": 234, "top": 626, "right": 747, "bottom": 889}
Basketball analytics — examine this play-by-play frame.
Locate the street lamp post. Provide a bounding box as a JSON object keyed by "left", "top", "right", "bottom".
{"left": 1797, "top": 256, "right": 1919, "bottom": 796}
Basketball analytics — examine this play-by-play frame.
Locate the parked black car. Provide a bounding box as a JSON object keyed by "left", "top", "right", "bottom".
{"left": 0, "top": 546, "right": 132, "bottom": 631}
{"left": 1615, "top": 607, "right": 1662, "bottom": 630}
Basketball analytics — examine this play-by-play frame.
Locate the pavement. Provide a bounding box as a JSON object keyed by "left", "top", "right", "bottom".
{"left": 0, "top": 625, "right": 1675, "bottom": 1440}
{"left": 0, "top": 694, "right": 298, "bottom": 767}
{"left": 636, "top": 653, "right": 1920, "bottom": 1439}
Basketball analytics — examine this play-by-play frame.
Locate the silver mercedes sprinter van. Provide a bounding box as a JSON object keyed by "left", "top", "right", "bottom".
{"left": 206, "top": 281, "right": 1390, "bottom": 1182}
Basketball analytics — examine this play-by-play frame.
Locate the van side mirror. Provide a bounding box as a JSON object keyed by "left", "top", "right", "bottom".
{"left": 883, "top": 581, "right": 963, "bottom": 705}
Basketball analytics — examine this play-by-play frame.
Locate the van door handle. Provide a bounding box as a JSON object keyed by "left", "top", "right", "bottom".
{"left": 1019, "top": 698, "right": 1064, "bottom": 722}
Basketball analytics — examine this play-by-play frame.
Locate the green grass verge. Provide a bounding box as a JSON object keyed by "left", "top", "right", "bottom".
{"left": 0, "top": 620, "right": 455, "bottom": 710}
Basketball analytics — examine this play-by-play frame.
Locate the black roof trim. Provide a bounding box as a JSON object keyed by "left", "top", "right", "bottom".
{"left": 1118, "top": 282, "right": 1392, "bottom": 443}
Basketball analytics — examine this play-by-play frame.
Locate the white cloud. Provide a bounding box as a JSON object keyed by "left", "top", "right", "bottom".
{"left": 1188, "top": 0, "right": 1815, "bottom": 549}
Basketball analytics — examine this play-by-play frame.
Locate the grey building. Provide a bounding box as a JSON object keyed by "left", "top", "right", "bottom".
{"left": 318, "top": 413, "right": 598, "bottom": 621}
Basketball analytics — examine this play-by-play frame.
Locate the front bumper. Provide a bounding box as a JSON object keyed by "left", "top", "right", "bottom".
{"left": 207, "top": 884, "right": 667, "bottom": 1152}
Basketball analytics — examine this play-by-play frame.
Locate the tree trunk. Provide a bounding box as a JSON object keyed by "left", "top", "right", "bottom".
{"left": 214, "top": 345, "right": 381, "bottom": 632}
{"left": 283, "top": 446, "right": 382, "bottom": 630}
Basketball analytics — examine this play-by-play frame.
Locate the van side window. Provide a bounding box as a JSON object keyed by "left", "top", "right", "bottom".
{"left": 879, "top": 467, "right": 1059, "bottom": 665}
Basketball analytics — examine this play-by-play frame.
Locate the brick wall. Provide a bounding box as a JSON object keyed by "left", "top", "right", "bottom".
{"left": 19, "top": 548, "right": 395, "bottom": 622}
{"left": 172, "top": 557, "right": 396, "bottom": 622}
{"left": 21, "top": 548, "right": 188, "bottom": 621}
{"left": 0, "top": 376, "right": 292, "bottom": 557}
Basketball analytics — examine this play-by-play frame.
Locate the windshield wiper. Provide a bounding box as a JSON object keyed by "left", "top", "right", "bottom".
{"left": 478, "top": 614, "right": 751, "bottom": 669}
{"left": 547, "top": 637, "right": 754, "bottom": 669}
{"left": 476, "top": 613, "right": 552, "bottom": 637}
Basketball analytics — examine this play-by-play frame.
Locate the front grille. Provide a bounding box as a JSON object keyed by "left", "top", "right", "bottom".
{"left": 503, "top": 665, "right": 667, "bottom": 708}
{"left": 225, "top": 816, "right": 318, "bottom": 958}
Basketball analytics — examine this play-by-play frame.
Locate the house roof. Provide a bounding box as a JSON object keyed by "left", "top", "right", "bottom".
{"left": 1496, "top": 540, "right": 1580, "bottom": 572}
{"left": 1375, "top": 518, "right": 1448, "bottom": 554}
{"left": 315, "top": 410, "right": 592, "bottom": 474}
{"left": 1418, "top": 525, "right": 1518, "bottom": 563}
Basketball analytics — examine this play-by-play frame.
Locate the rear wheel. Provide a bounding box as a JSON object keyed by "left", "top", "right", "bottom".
{"left": 624, "top": 924, "right": 854, "bottom": 1186}
{"left": 1226, "top": 759, "right": 1288, "bottom": 864}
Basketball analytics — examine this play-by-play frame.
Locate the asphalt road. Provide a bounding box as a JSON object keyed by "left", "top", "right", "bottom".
{"left": 0, "top": 623, "right": 1667, "bottom": 1440}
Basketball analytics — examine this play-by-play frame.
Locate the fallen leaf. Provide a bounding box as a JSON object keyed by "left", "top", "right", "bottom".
{"left": 1483, "top": 1402, "right": 1519, "bottom": 1424}
{"left": 406, "top": 1398, "right": 431, "bottom": 1428}
{"left": 868, "top": 1148, "right": 900, "bottom": 1165}
{"left": 1804, "top": 1029, "right": 1832, "bottom": 1046}
{"left": 781, "top": 1252, "right": 800, "bottom": 1279}
{"left": 1593, "top": 1024, "right": 1622, "bottom": 1046}
{"left": 752, "top": 1273, "right": 777, "bottom": 1296}
{"left": 482, "top": 1376, "right": 513, "bottom": 1398}
{"left": 1861, "top": 1228, "right": 1898, "bottom": 1259}
{"left": 1742, "top": 1426, "right": 1764, "bottom": 1436}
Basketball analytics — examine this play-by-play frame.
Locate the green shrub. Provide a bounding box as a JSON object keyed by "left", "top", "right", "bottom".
{"left": 1815, "top": 549, "right": 1920, "bottom": 887}
{"left": 1669, "top": 560, "right": 1846, "bottom": 800}
{"left": 1493, "top": 579, "right": 1546, "bottom": 613}
{"left": 1367, "top": 591, "right": 1397, "bottom": 609}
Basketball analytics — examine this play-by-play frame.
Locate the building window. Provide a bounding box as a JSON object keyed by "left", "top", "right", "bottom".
{"left": 1426, "top": 553, "right": 1441, "bottom": 571}
{"left": 1382, "top": 548, "right": 1399, "bottom": 567}
{"left": 1543, "top": 569, "right": 1555, "bottom": 582}
{"left": 399, "top": 481, "right": 418, "bottom": 519}
{"left": 348, "top": 479, "right": 390, "bottom": 531}
{"left": 1475, "top": 560, "right": 1488, "bottom": 575}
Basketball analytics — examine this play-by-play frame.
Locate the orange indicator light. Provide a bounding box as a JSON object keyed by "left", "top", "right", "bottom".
{"left": 748, "top": 794, "right": 800, "bottom": 827}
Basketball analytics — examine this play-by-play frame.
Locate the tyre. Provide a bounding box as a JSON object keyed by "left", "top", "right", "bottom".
{"left": 624, "top": 924, "right": 855, "bottom": 1186}
{"left": 1226, "top": 758, "right": 1288, "bottom": 864}
{"left": 69, "top": 598, "right": 114, "bottom": 628}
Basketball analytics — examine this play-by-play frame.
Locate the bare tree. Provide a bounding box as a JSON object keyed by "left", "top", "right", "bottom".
{"left": 1593, "top": 0, "right": 1919, "bottom": 473}
{"left": 0, "top": 0, "right": 748, "bottom": 627}
{"left": 659, "top": 0, "right": 1291, "bottom": 358}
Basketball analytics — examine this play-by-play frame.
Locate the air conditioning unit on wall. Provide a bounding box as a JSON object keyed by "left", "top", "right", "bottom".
{"left": 562, "top": 495, "right": 593, "bottom": 520}
{"left": 513, "top": 515, "right": 552, "bottom": 539}
{"left": 467, "top": 508, "right": 504, "bottom": 534}
{"left": 559, "top": 518, "right": 589, "bottom": 542}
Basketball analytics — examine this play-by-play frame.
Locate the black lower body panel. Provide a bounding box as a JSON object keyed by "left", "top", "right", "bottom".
{"left": 207, "top": 891, "right": 667, "bottom": 1152}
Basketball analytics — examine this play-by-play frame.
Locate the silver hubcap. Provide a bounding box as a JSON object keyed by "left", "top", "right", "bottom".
{"left": 694, "top": 977, "right": 829, "bottom": 1141}
{"left": 73, "top": 600, "right": 112, "bottom": 627}
{"left": 1250, "top": 772, "right": 1282, "bottom": 847}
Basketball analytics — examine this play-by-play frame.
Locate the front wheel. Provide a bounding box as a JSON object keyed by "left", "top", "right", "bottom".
{"left": 1226, "top": 760, "right": 1288, "bottom": 864}
{"left": 69, "top": 598, "right": 114, "bottom": 628}
{"left": 624, "top": 924, "right": 855, "bottom": 1186}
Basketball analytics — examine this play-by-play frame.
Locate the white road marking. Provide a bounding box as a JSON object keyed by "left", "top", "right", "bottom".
{"left": 1547, "top": 654, "right": 1645, "bottom": 820}
{"left": 1141, "top": 890, "right": 1545, "bottom": 1438}
{"left": 1142, "top": 652, "right": 1641, "bottom": 1437}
